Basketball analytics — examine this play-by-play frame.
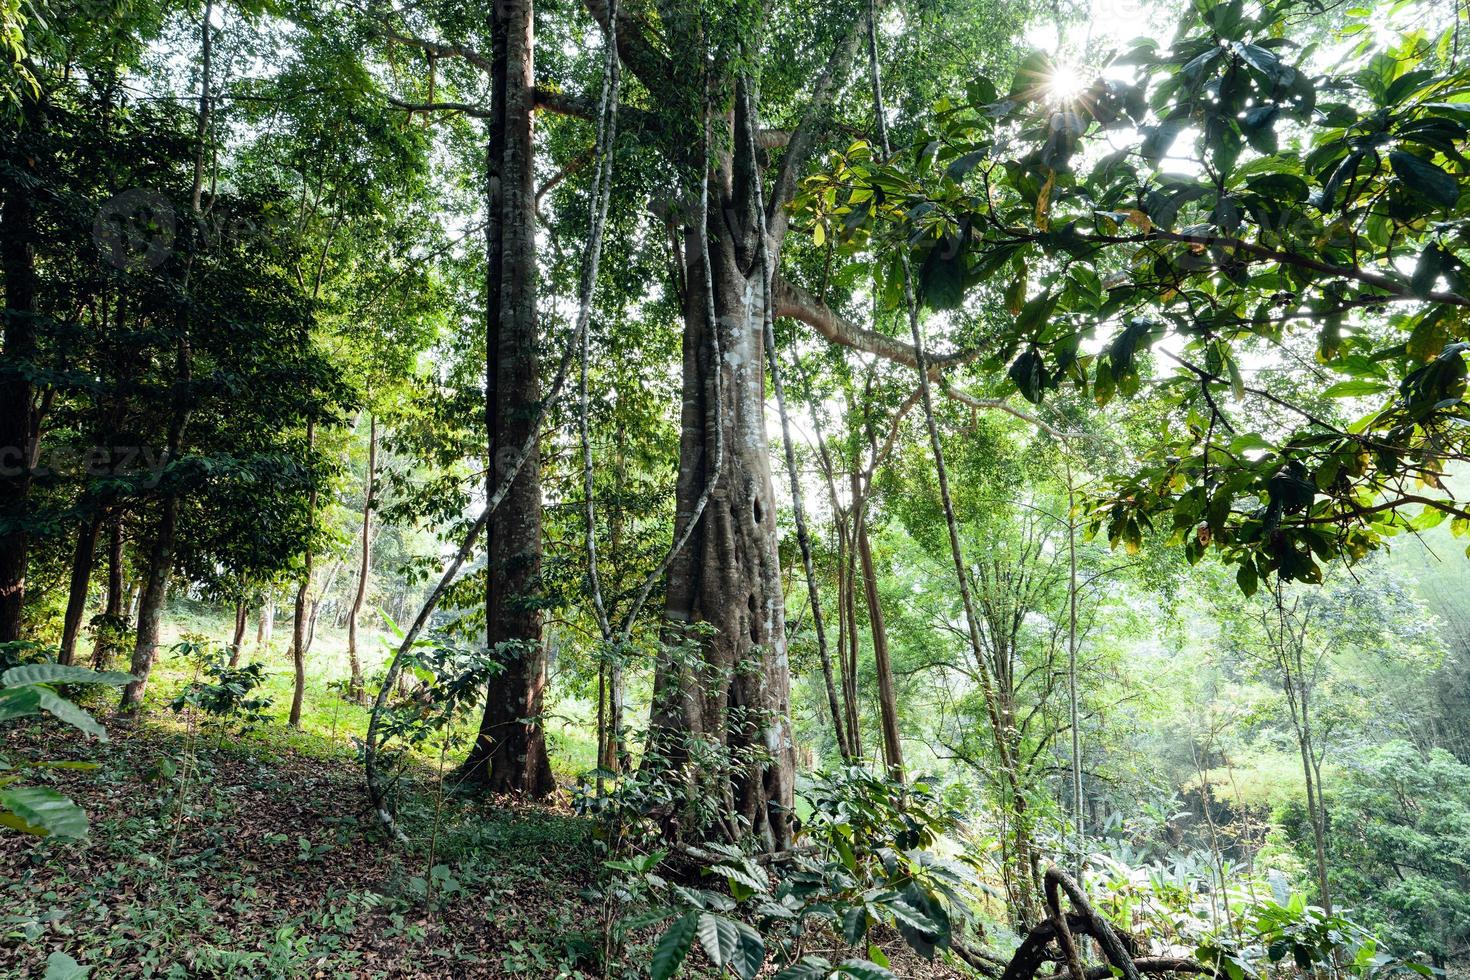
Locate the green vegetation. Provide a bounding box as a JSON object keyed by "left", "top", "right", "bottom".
{"left": 4, "top": 0, "right": 1470, "bottom": 976}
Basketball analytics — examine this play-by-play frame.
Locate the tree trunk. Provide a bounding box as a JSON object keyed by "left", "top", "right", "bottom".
{"left": 852, "top": 484, "right": 903, "bottom": 781}
{"left": 650, "top": 187, "right": 794, "bottom": 851}
{"left": 257, "top": 599, "right": 274, "bottom": 647}
{"left": 0, "top": 90, "right": 41, "bottom": 643}
{"left": 289, "top": 417, "right": 316, "bottom": 728}
{"left": 228, "top": 599, "right": 247, "bottom": 667}
{"left": 599, "top": 421, "right": 628, "bottom": 775}
{"left": 459, "top": 0, "right": 553, "bottom": 796}
{"left": 92, "top": 514, "right": 126, "bottom": 670}
{"left": 120, "top": 494, "right": 179, "bottom": 711}
{"left": 840, "top": 519, "right": 863, "bottom": 757}
{"left": 120, "top": 335, "right": 190, "bottom": 713}
{"left": 768, "top": 322, "right": 848, "bottom": 762}
{"left": 58, "top": 513, "right": 104, "bottom": 665}
{"left": 303, "top": 555, "right": 341, "bottom": 657}
{"left": 346, "top": 413, "right": 376, "bottom": 702}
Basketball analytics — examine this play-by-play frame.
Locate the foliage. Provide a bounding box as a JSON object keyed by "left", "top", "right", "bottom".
{"left": 1198, "top": 885, "right": 1435, "bottom": 980}
{"left": 1317, "top": 741, "right": 1470, "bottom": 964}
{"left": 801, "top": 0, "right": 1470, "bottom": 591}
{"left": 0, "top": 661, "right": 133, "bottom": 838}
{"left": 168, "top": 640, "right": 275, "bottom": 734}
{"left": 595, "top": 766, "right": 972, "bottom": 979}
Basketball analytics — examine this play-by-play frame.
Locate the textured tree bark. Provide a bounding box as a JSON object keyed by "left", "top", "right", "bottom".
{"left": 122, "top": 505, "right": 177, "bottom": 710}
{"left": 459, "top": 0, "right": 553, "bottom": 796}
{"left": 0, "top": 90, "right": 41, "bottom": 643}
{"left": 288, "top": 417, "right": 316, "bottom": 728}
{"left": 92, "top": 515, "right": 126, "bottom": 670}
{"left": 651, "top": 170, "right": 794, "bottom": 850}
{"left": 58, "top": 514, "right": 104, "bottom": 665}
{"left": 851, "top": 484, "right": 904, "bottom": 781}
{"left": 346, "top": 413, "right": 376, "bottom": 702}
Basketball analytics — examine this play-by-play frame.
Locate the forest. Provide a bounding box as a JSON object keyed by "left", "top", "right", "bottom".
{"left": 3, "top": 0, "right": 1470, "bottom": 975}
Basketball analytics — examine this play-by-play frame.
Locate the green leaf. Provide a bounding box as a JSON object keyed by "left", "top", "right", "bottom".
{"left": 1321, "top": 379, "right": 1390, "bottom": 398}
{"left": 886, "top": 898, "right": 939, "bottom": 935}
{"left": 0, "top": 685, "right": 42, "bottom": 723}
{"left": 1236, "top": 562, "right": 1258, "bottom": 598}
{"left": 774, "top": 958, "right": 833, "bottom": 980}
{"left": 43, "top": 952, "right": 90, "bottom": 980}
{"left": 838, "top": 962, "right": 898, "bottom": 980}
{"left": 651, "top": 913, "right": 698, "bottom": 980}
{"left": 918, "top": 245, "right": 966, "bottom": 310}
{"left": 1008, "top": 349, "right": 1050, "bottom": 404}
{"left": 696, "top": 913, "right": 764, "bottom": 980}
{"left": 1390, "top": 150, "right": 1460, "bottom": 207}
{"left": 0, "top": 785, "right": 89, "bottom": 838}
{"left": 33, "top": 689, "right": 108, "bottom": 740}
{"left": 1, "top": 664, "right": 135, "bottom": 688}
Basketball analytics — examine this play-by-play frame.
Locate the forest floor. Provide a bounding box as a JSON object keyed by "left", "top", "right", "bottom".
{"left": 1, "top": 686, "right": 972, "bottom": 978}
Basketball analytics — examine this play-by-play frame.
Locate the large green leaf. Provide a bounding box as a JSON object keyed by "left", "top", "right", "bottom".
{"left": 774, "top": 957, "right": 834, "bottom": 980}
{"left": 33, "top": 689, "right": 108, "bottom": 740}
{"left": 918, "top": 246, "right": 966, "bottom": 310}
{"left": 43, "top": 952, "right": 91, "bottom": 979}
{"left": 838, "top": 962, "right": 897, "bottom": 980}
{"left": 0, "top": 785, "right": 89, "bottom": 838}
{"left": 0, "top": 685, "right": 42, "bottom": 723}
{"left": 1390, "top": 150, "right": 1460, "bottom": 207}
{"left": 1, "top": 664, "right": 135, "bottom": 688}
{"left": 651, "top": 913, "right": 698, "bottom": 980}
{"left": 697, "top": 913, "right": 764, "bottom": 980}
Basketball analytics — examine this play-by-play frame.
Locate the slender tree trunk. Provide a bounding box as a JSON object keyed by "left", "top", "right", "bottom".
{"left": 121, "top": 492, "right": 179, "bottom": 710}
{"left": 346, "top": 413, "right": 376, "bottom": 702}
{"left": 839, "top": 519, "right": 863, "bottom": 757}
{"left": 257, "top": 600, "right": 274, "bottom": 646}
{"left": 59, "top": 513, "right": 104, "bottom": 665}
{"left": 598, "top": 421, "right": 628, "bottom": 775}
{"left": 852, "top": 483, "right": 903, "bottom": 780}
{"left": 289, "top": 418, "right": 316, "bottom": 728}
{"left": 1065, "top": 459, "right": 1084, "bottom": 880}
{"left": 120, "top": 336, "right": 190, "bottom": 712}
{"left": 303, "top": 555, "right": 341, "bottom": 657}
{"left": 460, "top": 0, "right": 553, "bottom": 796}
{"left": 0, "top": 89, "right": 42, "bottom": 643}
{"left": 767, "top": 323, "right": 848, "bottom": 761}
{"left": 228, "top": 599, "right": 247, "bottom": 667}
{"left": 92, "top": 514, "right": 125, "bottom": 669}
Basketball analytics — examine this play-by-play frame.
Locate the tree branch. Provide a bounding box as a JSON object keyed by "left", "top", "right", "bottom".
{"left": 767, "top": 4, "right": 877, "bottom": 240}
{"left": 946, "top": 387, "right": 1089, "bottom": 441}
{"left": 773, "top": 274, "right": 978, "bottom": 372}
{"left": 582, "top": 0, "right": 672, "bottom": 93}
{"left": 388, "top": 96, "right": 492, "bottom": 118}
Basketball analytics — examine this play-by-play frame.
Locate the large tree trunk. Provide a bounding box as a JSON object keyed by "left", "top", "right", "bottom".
{"left": 288, "top": 418, "right": 316, "bottom": 728}
{"left": 650, "top": 188, "right": 794, "bottom": 850}
{"left": 346, "top": 413, "right": 376, "bottom": 702}
{"left": 58, "top": 514, "right": 104, "bottom": 665}
{"left": 460, "top": 0, "right": 553, "bottom": 796}
{"left": 0, "top": 91, "right": 41, "bottom": 643}
{"left": 852, "top": 486, "right": 903, "bottom": 781}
